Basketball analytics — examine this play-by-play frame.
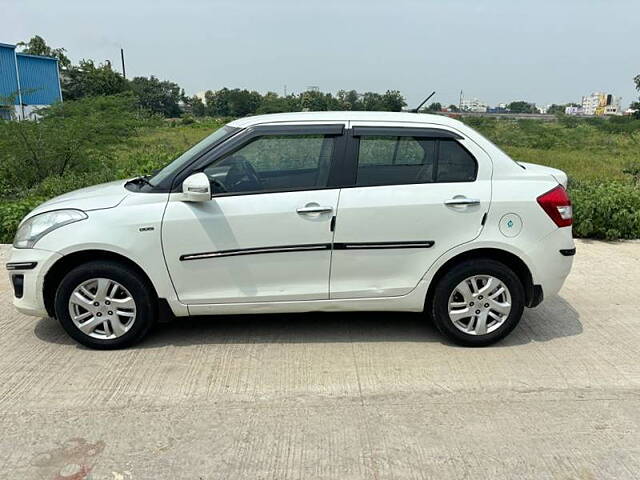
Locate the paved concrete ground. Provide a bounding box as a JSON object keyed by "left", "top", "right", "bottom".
{"left": 1, "top": 240, "right": 639, "bottom": 479}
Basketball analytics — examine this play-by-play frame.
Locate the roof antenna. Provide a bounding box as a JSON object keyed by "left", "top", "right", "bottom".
{"left": 409, "top": 91, "right": 436, "bottom": 113}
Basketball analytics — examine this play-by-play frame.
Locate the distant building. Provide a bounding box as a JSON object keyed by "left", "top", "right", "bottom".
{"left": 460, "top": 97, "right": 487, "bottom": 113}
{"left": 0, "top": 42, "right": 62, "bottom": 120}
{"left": 581, "top": 92, "right": 622, "bottom": 116}
{"left": 565, "top": 105, "right": 584, "bottom": 116}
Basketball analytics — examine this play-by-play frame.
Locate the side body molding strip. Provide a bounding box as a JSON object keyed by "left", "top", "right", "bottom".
{"left": 180, "top": 241, "right": 435, "bottom": 261}
{"left": 180, "top": 244, "right": 330, "bottom": 261}
{"left": 333, "top": 241, "right": 435, "bottom": 250}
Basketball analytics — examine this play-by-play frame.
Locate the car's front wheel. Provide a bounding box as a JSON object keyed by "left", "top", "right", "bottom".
{"left": 431, "top": 259, "right": 525, "bottom": 347}
{"left": 54, "top": 261, "right": 156, "bottom": 349}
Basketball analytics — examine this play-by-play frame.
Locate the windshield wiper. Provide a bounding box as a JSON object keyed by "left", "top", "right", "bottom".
{"left": 130, "top": 175, "right": 154, "bottom": 187}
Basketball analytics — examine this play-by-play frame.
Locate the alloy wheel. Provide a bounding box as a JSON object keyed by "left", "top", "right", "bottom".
{"left": 447, "top": 275, "right": 512, "bottom": 335}
{"left": 68, "top": 278, "right": 137, "bottom": 339}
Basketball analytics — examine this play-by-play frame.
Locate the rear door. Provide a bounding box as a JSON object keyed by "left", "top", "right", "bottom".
{"left": 329, "top": 123, "right": 492, "bottom": 299}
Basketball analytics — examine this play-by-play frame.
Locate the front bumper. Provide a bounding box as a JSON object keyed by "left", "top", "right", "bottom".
{"left": 6, "top": 247, "right": 62, "bottom": 317}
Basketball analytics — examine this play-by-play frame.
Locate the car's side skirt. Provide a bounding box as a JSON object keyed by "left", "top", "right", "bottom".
{"left": 185, "top": 286, "right": 430, "bottom": 316}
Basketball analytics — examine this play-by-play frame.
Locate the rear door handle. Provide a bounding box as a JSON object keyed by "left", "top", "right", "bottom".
{"left": 444, "top": 197, "right": 481, "bottom": 206}
{"left": 297, "top": 205, "right": 333, "bottom": 215}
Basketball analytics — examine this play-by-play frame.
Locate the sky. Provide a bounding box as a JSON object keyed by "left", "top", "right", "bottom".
{"left": 3, "top": 0, "right": 639, "bottom": 108}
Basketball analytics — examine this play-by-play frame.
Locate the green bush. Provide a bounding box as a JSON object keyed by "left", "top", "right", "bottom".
{"left": 570, "top": 180, "right": 640, "bottom": 240}
{"left": 26, "top": 171, "right": 117, "bottom": 199}
{"left": 0, "top": 94, "right": 160, "bottom": 196}
{"left": 180, "top": 114, "right": 196, "bottom": 125}
{"left": 0, "top": 198, "right": 45, "bottom": 244}
{"left": 622, "top": 159, "right": 640, "bottom": 185}
{"left": 114, "top": 145, "right": 182, "bottom": 179}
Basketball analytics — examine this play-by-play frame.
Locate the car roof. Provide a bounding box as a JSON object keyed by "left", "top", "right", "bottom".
{"left": 227, "top": 111, "right": 463, "bottom": 129}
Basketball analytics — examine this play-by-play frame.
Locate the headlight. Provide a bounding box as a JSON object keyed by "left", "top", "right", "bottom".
{"left": 13, "top": 209, "right": 87, "bottom": 249}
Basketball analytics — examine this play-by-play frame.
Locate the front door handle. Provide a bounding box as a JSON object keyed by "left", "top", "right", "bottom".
{"left": 444, "top": 197, "right": 481, "bottom": 206}
{"left": 297, "top": 205, "right": 333, "bottom": 215}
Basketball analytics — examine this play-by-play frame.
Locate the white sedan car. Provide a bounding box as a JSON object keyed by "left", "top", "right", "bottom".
{"left": 7, "top": 112, "right": 575, "bottom": 349}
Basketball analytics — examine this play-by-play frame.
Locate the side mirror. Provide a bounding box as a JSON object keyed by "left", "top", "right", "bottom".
{"left": 182, "top": 172, "right": 211, "bottom": 202}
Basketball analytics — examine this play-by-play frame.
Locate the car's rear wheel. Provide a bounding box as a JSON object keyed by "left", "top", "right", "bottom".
{"left": 431, "top": 259, "right": 524, "bottom": 347}
{"left": 54, "top": 261, "right": 156, "bottom": 349}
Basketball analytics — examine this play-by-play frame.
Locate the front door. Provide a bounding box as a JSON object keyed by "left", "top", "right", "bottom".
{"left": 162, "top": 125, "right": 344, "bottom": 304}
{"left": 329, "top": 124, "right": 493, "bottom": 299}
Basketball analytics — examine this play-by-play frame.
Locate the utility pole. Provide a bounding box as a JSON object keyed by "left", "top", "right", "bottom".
{"left": 459, "top": 90, "right": 463, "bottom": 111}
{"left": 120, "top": 48, "right": 126, "bottom": 79}
{"left": 284, "top": 84, "right": 287, "bottom": 97}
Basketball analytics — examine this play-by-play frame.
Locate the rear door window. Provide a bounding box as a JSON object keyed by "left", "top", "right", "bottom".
{"left": 356, "top": 136, "right": 436, "bottom": 186}
{"left": 355, "top": 135, "right": 477, "bottom": 186}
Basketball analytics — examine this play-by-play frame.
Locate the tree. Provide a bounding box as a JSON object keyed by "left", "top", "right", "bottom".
{"left": 357, "top": 92, "right": 382, "bottom": 111}
{"left": 129, "top": 76, "right": 183, "bottom": 117}
{"left": 17, "top": 36, "right": 128, "bottom": 101}
{"left": 427, "top": 102, "right": 442, "bottom": 112}
{"left": 448, "top": 104, "right": 460, "bottom": 112}
{"left": 204, "top": 89, "right": 227, "bottom": 116}
{"left": 0, "top": 93, "right": 18, "bottom": 118}
{"left": 380, "top": 90, "right": 406, "bottom": 111}
{"left": 256, "top": 92, "right": 298, "bottom": 114}
{"left": 188, "top": 96, "right": 206, "bottom": 117}
{"left": 62, "top": 60, "right": 129, "bottom": 100}
{"left": 547, "top": 104, "right": 566, "bottom": 115}
{"left": 227, "top": 89, "right": 262, "bottom": 116}
{"left": 336, "top": 90, "right": 361, "bottom": 110}
{"left": 507, "top": 101, "right": 537, "bottom": 114}
{"left": 634, "top": 74, "right": 640, "bottom": 118}
{"left": 204, "top": 88, "right": 261, "bottom": 117}
{"left": 300, "top": 90, "right": 339, "bottom": 111}
{"left": 17, "top": 35, "right": 71, "bottom": 68}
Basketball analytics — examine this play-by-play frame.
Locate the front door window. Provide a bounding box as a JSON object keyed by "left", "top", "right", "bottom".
{"left": 203, "top": 134, "right": 335, "bottom": 194}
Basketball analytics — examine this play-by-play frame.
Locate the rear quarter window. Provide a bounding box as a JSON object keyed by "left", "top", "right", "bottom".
{"left": 436, "top": 140, "right": 477, "bottom": 182}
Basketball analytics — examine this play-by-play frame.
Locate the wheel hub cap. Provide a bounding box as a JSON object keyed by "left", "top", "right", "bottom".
{"left": 448, "top": 275, "right": 512, "bottom": 336}
{"left": 68, "top": 278, "right": 137, "bottom": 339}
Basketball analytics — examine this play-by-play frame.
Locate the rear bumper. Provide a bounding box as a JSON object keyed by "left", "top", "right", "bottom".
{"left": 528, "top": 227, "right": 575, "bottom": 301}
{"left": 6, "top": 247, "right": 62, "bottom": 317}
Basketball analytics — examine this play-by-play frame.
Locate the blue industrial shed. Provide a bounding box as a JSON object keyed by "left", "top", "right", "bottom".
{"left": 0, "top": 42, "right": 62, "bottom": 120}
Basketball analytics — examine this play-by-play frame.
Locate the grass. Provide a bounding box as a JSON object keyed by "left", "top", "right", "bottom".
{"left": 501, "top": 146, "right": 631, "bottom": 181}
{"left": 133, "top": 120, "right": 223, "bottom": 152}
{"left": 112, "top": 119, "right": 226, "bottom": 177}
{"left": 462, "top": 116, "right": 640, "bottom": 182}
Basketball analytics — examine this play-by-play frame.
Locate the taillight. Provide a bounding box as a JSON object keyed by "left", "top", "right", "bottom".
{"left": 537, "top": 185, "right": 572, "bottom": 227}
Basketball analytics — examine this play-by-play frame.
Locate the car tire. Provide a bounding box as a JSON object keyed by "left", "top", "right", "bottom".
{"left": 431, "top": 259, "right": 525, "bottom": 347}
{"left": 54, "top": 261, "right": 156, "bottom": 349}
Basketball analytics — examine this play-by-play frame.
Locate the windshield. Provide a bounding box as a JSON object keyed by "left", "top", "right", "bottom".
{"left": 148, "top": 125, "right": 238, "bottom": 186}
